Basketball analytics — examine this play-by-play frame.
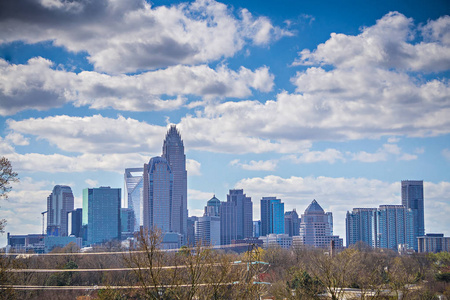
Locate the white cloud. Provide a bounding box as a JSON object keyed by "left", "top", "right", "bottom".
{"left": 0, "top": 0, "right": 290, "bottom": 73}
{"left": 186, "top": 159, "right": 202, "bottom": 176}
{"left": 443, "top": 148, "right": 450, "bottom": 161}
{"left": 287, "top": 149, "right": 345, "bottom": 164}
{"left": 188, "top": 189, "right": 214, "bottom": 202}
{"left": 230, "top": 159, "right": 278, "bottom": 171}
{"left": 85, "top": 179, "right": 99, "bottom": 187}
{"left": 235, "top": 175, "right": 450, "bottom": 242}
{"left": 0, "top": 58, "right": 274, "bottom": 115}
{"left": 5, "top": 132, "right": 29, "bottom": 146}
{"left": 351, "top": 144, "right": 417, "bottom": 162}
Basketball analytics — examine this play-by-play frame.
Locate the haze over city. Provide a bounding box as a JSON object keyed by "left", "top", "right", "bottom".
{"left": 0, "top": 0, "right": 449, "bottom": 248}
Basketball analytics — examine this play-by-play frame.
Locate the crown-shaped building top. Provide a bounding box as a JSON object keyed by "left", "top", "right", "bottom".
{"left": 304, "top": 199, "right": 325, "bottom": 214}
{"left": 163, "top": 125, "right": 184, "bottom": 147}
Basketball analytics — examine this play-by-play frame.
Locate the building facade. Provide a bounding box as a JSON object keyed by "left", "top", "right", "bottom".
{"left": 401, "top": 180, "right": 424, "bottom": 251}
{"left": 418, "top": 234, "right": 450, "bottom": 253}
{"left": 195, "top": 215, "right": 221, "bottom": 246}
{"left": 162, "top": 125, "right": 188, "bottom": 236}
{"left": 284, "top": 209, "right": 300, "bottom": 237}
{"left": 346, "top": 208, "right": 377, "bottom": 248}
{"left": 298, "top": 200, "right": 343, "bottom": 249}
{"left": 143, "top": 156, "right": 173, "bottom": 233}
{"left": 220, "top": 189, "right": 252, "bottom": 245}
{"left": 82, "top": 187, "right": 121, "bottom": 245}
{"left": 377, "top": 205, "right": 414, "bottom": 251}
{"left": 69, "top": 208, "right": 83, "bottom": 238}
{"left": 124, "top": 168, "right": 144, "bottom": 232}
{"left": 47, "top": 185, "right": 74, "bottom": 237}
{"left": 261, "top": 197, "right": 285, "bottom": 236}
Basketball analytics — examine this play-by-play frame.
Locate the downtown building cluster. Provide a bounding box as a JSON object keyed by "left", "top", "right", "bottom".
{"left": 6, "top": 128, "right": 449, "bottom": 253}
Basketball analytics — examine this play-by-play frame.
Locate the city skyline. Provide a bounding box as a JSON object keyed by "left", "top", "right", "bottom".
{"left": 0, "top": 0, "right": 449, "bottom": 247}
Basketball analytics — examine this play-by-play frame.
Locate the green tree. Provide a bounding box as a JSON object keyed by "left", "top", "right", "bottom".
{"left": 0, "top": 156, "right": 19, "bottom": 233}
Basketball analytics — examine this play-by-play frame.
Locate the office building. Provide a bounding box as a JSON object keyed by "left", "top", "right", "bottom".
{"left": 83, "top": 187, "right": 121, "bottom": 245}
{"left": 205, "top": 195, "right": 221, "bottom": 217}
{"left": 195, "top": 215, "right": 220, "bottom": 246}
{"left": 401, "top": 180, "right": 424, "bottom": 251}
{"left": 7, "top": 233, "right": 45, "bottom": 253}
{"left": 162, "top": 125, "right": 188, "bottom": 236}
{"left": 298, "top": 200, "right": 343, "bottom": 249}
{"left": 253, "top": 220, "right": 261, "bottom": 238}
{"left": 124, "top": 168, "right": 144, "bottom": 232}
{"left": 143, "top": 156, "right": 173, "bottom": 233}
{"left": 68, "top": 208, "right": 83, "bottom": 238}
{"left": 346, "top": 208, "right": 377, "bottom": 247}
{"left": 377, "top": 205, "right": 414, "bottom": 251}
{"left": 418, "top": 234, "right": 450, "bottom": 253}
{"left": 261, "top": 197, "right": 285, "bottom": 236}
{"left": 220, "top": 189, "right": 253, "bottom": 245}
{"left": 121, "top": 208, "right": 135, "bottom": 239}
{"left": 47, "top": 185, "right": 74, "bottom": 236}
{"left": 284, "top": 209, "right": 300, "bottom": 237}
{"left": 187, "top": 216, "right": 198, "bottom": 246}
{"left": 259, "top": 233, "right": 292, "bottom": 249}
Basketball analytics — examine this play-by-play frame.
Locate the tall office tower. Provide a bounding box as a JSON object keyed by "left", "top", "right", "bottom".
{"left": 69, "top": 208, "right": 83, "bottom": 238}
{"left": 284, "top": 209, "right": 300, "bottom": 237}
{"left": 82, "top": 187, "right": 121, "bottom": 245}
{"left": 143, "top": 156, "right": 173, "bottom": 233}
{"left": 261, "top": 197, "right": 285, "bottom": 236}
{"left": 298, "top": 200, "right": 343, "bottom": 248}
{"left": 401, "top": 180, "right": 424, "bottom": 249}
{"left": 162, "top": 125, "right": 188, "bottom": 236}
{"left": 205, "top": 195, "right": 221, "bottom": 217}
{"left": 195, "top": 215, "right": 220, "bottom": 246}
{"left": 186, "top": 216, "right": 198, "bottom": 246}
{"left": 346, "top": 208, "right": 377, "bottom": 247}
{"left": 121, "top": 208, "right": 135, "bottom": 239}
{"left": 253, "top": 220, "right": 261, "bottom": 238}
{"left": 220, "top": 189, "right": 253, "bottom": 245}
{"left": 124, "top": 168, "right": 144, "bottom": 232}
{"left": 377, "top": 205, "right": 414, "bottom": 251}
{"left": 47, "top": 185, "right": 74, "bottom": 236}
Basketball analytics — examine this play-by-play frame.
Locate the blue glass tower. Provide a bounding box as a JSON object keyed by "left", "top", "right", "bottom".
{"left": 346, "top": 208, "right": 377, "bottom": 247}
{"left": 261, "top": 197, "right": 285, "bottom": 236}
{"left": 82, "top": 187, "right": 121, "bottom": 245}
{"left": 401, "top": 180, "right": 424, "bottom": 251}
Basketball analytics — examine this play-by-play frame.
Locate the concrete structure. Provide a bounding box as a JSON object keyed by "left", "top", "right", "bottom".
{"left": 261, "top": 197, "right": 285, "bottom": 236}
{"left": 143, "top": 156, "right": 173, "bottom": 233}
{"left": 346, "top": 208, "right": 377, "bottom": 248}
{"left": 284, "top": 209, "right": 300, "bottom": 237}
{"left": 298, "top": 200, "right": 343, "bottom": 249}
{"left": 418, "top": 233, "right": 450, "bottom": 253}
{"left": 47, "top": 185, "right": 74, "bottom": 236}
{"left": 195, "top": 215, "right": 220, "bottom": 246}
{"left": 124, "top": 168, "right": 144, "bottom": 232}
{"left": 259, "top": 233, "right": 292, "bottom": 249}
{"left": 377, "top": 205, "right": 414, "bottom": 251}
{"left": 220, "top": 189, "right": 253, "bottom": 245}
{"left": 401, "top": 180, "right": 424, "bottom": 251}
{"left": 162, "top": 125, "right": 188, "bottom": 236}
{"left": 83, "top": 187, "right": 121, "bottom": 245}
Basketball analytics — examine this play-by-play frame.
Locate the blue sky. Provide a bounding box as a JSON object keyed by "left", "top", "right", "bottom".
{"left": 1, "top": 0, "right": 449, "bottom": 247}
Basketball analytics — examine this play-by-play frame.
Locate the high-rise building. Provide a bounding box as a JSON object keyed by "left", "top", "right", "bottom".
{"left": 205, "top": 195, "right": 221, "bottom": 217}
{"left": 418, "top": 234, "right": 450, "bottom": 253}
{"left": 261, "top": 197, "right": 285, "bottom": 236}
{"left": 162, "top": 125, "right": 188, "bottom": 236}
{"left": 124, "top": 168, "right": 144, "bottom": 232}
{"left": 186, "top": 216, "right": 198, "bottom": 246}
{"left": 298, "top": 200, "right": 343, "bottom": 249}
{"left": 377, "top": 205, "right": 414, "bottom": 251}
{"left": 284, "top": 209, "right": 300, "bottom": 237}
{"left": 401, "top": 180, "right": 424, "bottom": 251}
{"left": 253, "top": 220, "right": 261, "bottom": 238}
{"left": 143, "top": 156, "right": 173, "bottom": 233}
{"left": 47, "top": 185, "right": 74, "bottom": 237}
{"left": 220, "top": 189, "right": 253, "bottom": 245}
{"left": 69, "top": 208, "right": 83, "bottom": 238}
{"left": 82, "top": 187, "right": 121, "bottom": 245}
{"left": 121, "top": 207, "right": 135, "bottom": 239}
{"left": 346, "top": 208, "right": 377, "bottom": 248}
{"left": 195, "top": 215, "right": 220, "bottom": 246}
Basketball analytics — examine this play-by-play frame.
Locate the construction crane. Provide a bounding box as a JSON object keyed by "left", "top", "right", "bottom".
{"left": 41, "top": 211, "right": 47, "bottom": 235}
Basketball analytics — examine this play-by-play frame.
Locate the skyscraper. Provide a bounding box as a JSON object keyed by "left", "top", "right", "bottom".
{"left": 143, "top": 156, "right": 173, "bottom": 233}
{"left": 377, "top": 204, "right": 414, "bottom": 251}
{"left": 47, "top": 185, "right": 74, "bottom": 236}
{"left": 284, "top": 209, "right": 300, "bottom": 237}
{"left": 162, "top": 125, "right": 188, "bottom": 236}
{"left": 124, "top": 168, "right": 144, "bottom": 232}
{"left": 401, "top": 180, "right": 424, "bottom": 250}
{"left": 82, "top": 187, "right": 121, "bottom": 245}
{"left": 298, "top": 200, "right": 343, "bottom": 248}
{"left": 346, "top": 208, "right": 377, "bottom": 247}
{"left": 220, "top": 189, "right": 253, "bottom": 245}
{"left": 261, "top": 197, "right": 285, "bottom": 236}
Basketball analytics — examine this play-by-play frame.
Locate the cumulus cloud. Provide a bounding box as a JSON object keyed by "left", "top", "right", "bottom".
{"left": 0, "top": 0, "right": 290, "bottom": 73}
{"left": 186, "top": 159, "right": 202, "bottom": 176}
{"left": 230, "top": 159, "right": 278, "bottom": 171}
{"left": 235, "top": 175, "right": 450, "bottom": 242}
{"left": 287, "top": 149, "right": 345, "bottom": 164}
{"left": 0, "top": 57, "right": 274, "bottom": 115}
{"left": 5, "top": 132, "right": 29, "bottom": 146}
{"left": 351, "top": 143, "right": 417, "bottom": 162}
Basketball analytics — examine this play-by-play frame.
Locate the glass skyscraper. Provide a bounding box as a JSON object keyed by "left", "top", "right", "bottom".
{"left": 377, "top": 205, "right": 414, "bottom": 251}
{"left": 346, "top": 208, "right": 377, "bottom": 247}
{"left": 401, "top": 180, "right": 424, "bottom": 251}
{"left": 143, "top": 156, "right": 173, "bottom": 233}
{"left": 47, "top": 185, "right": 74, "bottom": 237}
{"left": 82, "top": 187, "right": 121, "bottom": 245}
{"left": 220, "top": 189, "right": 253, "bottom": 245}
{"left": 124, "top": 168, "right": 144, "bottom": 232}
{"left": 162, "top": 125, "right": 188, "bottom": 236}
{"left": 261, "top": 197, "right": 285, "bottom": 236}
